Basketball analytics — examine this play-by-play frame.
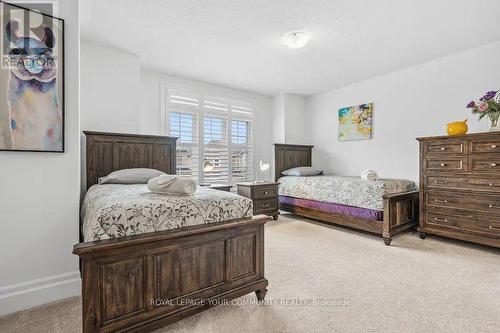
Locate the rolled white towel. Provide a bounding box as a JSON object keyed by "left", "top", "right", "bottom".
{"left": 147, "top": 174, "right": 196, "bottom": 195}
{"left": 360, "top": 170, "right": 379, "bottom": 181}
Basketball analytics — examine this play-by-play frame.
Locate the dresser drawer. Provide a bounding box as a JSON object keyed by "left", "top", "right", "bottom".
{"left": 253, "top": 198, "right": 277, "bottom": 213}
{"left": 424, "top": 158, "right": 466, "bottom": 172}
{"left": 425, "top": 211, "right": 500, "bottom": 237}
{"left": 466, "top": 177, "right": 500, "bottom": 192}
{"left": 424, "top": 141, "right": 466, "bottom": 155}
{"left": 470, "top": 157, "right": 500, "bottom": 173}
{"left": 252, "top": 186, "right": 277, "bottom": 199}
{"left": 426, "top": 176, "right": 467, "bottom": 190}
{"left": 470, "top": 139, "right": 500, "bottom": 154}
{"left": 426, "top": 191, "right": 500, "bottom": 215}
{"left": 426, "top": 176, "right": 500, "bottom": 193}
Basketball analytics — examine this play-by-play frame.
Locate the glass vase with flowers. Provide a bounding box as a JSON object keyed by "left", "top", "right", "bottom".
{"left": 467, "top": 90, "right": 500, "bottom": 131}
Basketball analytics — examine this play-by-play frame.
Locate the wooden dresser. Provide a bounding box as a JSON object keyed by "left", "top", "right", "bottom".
{"left": 417, "top": 131, "right": 500, "bottom": 248}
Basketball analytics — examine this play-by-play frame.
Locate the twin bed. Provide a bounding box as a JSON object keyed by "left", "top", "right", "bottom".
{"left": 74, "top": 132, "right": 269, "bottom": 333}
{"left": 73, "top": 133, "right": 418, "bottom": 332}
{"left": 274, "top": 144, "right": 419, "bottom": 245}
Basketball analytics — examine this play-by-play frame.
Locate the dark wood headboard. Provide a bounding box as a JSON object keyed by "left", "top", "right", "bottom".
{"left": 85, "top": 131, "right": 178, "bottom": 189}
{"left": 274, "top": 144, "right": 313, "bottom": 181}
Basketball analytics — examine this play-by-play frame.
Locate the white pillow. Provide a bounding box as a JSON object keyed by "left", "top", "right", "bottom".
{"left": 98, "top": 168, "right": 165, "bottom": 184}
{"left": 282, "top": 167, "right": 323, "bottom": 177}
{"left": 147, "top": 175, "right": 196, "bottom": 195}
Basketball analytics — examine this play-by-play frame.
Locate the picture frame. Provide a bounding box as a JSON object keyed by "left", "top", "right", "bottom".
{"left": 0, "top": 0, "right": 65, "bottom": 152}
{"left": 338, "top": 103, "right": 373, "bottom": 141}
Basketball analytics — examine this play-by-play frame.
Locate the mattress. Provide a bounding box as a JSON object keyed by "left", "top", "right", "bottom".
{"left": 278, "top": 175, "right": 416, "bottom": 211}
{"left": 81, "top": 184, "right": 253, "bottom": 242}
{"left": 279, "top": 196, "right": 383, "bottom": 221}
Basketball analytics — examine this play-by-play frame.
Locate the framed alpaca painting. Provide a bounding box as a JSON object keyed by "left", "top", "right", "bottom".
{"left": 0, "top": 1, "right": 64, "bottom": 152}
{"left": 338, "top": 103, "right": 373, "bottom": 141}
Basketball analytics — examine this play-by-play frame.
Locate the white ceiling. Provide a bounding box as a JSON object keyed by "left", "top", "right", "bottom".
{"left": 80, "top": 0, "right": 500, "bottom": 96}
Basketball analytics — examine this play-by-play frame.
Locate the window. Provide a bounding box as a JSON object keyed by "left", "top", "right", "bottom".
{"left": 171, "top": 113, "right": 194, "bottom": 143}
{"left": 231, "top": 120, "right": 250, "bottom": 144}
{"left": 167, "top": 87, "right": 252, "bottom": 185}
{"left": 167, "top": 89, "right": 199, "bottom": 178}
{"left": 203, "top": 116, "right": 225, "bottom": 144}
{"left": 230, "top": 102, "right": 252, "bottom": 183}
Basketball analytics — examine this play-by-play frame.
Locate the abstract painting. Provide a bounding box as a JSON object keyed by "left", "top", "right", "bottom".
{"left": 338, "top": 103, "right": 373, "bottom": 141}
{"left": 0, "top": 1, "right": 64, "bottom": 152}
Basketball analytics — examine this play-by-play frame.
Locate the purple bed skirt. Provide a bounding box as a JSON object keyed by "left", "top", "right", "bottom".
{"left": 279, "top": 196, "right": 383, "bottom": 221}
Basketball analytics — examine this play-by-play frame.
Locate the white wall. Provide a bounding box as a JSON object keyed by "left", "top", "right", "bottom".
{"left": 272, "top": 93, "right": 309, "bottom": 145}
{"left": 140, "top": 69, "right": 274, "bottom": 180}
{"left": 283, "top": 94, "right": 309, "bottom": 144}
{"left": 0, "top": 0, "right": 80, "bottom": 316}
{"left": 307, "top": 41, "right": 500, "bottom": 183}
{"left": 81, "top": 42, "right": 141, "bottom": 133}
{"left": 272, "top": 93, "right": 285, "bottom": 143}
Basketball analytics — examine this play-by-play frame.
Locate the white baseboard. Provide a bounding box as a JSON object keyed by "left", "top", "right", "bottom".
{"left": 0, "top": 271, "right": 81, "bottom": 317}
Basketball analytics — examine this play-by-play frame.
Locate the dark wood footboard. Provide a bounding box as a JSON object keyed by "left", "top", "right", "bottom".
{"left": 73, "top": 216, "right": 270, "bottom": 333}
{"left": 279, "top": 190, "right": 419, "bottom": 246}
{"left": 382, "top": 190, "right": 419, "bottom": 245}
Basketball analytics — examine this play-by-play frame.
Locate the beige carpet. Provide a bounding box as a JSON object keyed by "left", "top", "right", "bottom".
{"left": 1, "top": 213, "right": 500, "bottom": 333}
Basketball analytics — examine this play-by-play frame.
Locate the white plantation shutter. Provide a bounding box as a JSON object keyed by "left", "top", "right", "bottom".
{"left": 230, "top": 101, "right": 252, "bottom": 183}
{"left": 168, "top": 89, "right": 200, "bottom": 179}
{"left": 166, "top": 85, "right": 253, "bottom": 185}
{"left": 202, "top": 97, "right": 229, "bottom": 184}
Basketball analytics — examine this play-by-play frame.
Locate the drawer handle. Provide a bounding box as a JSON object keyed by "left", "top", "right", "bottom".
{"left": 489, "top": 204, "right": 500, "bottom": 209}
{"left": 262, "top": 203, "right": 270, "bottom": 208}
{"left": 434, "top": 180, "right": 448, "bottom": 185}
{"left": 434, "top": 217, "right": 448, "bottom": 223}
{"left": 489, "top": 183, "right": 494, "bottom": 187}
{"left": 263, "top": 191, "right": 268, "bottom": 195}
{"left": 434, "top": 199, "right": 448, "bottom": 204}
{"left": 491, "top": 145, "right": 497, "bottom": 149}
{"left": 440, "top": 163, "right": 446, "bottom": 167}
{"left": 490, "top": 163, "right": 497, "bottom": 167}
{"left": 440, "top": 147, "right": 446, "bottom": 151}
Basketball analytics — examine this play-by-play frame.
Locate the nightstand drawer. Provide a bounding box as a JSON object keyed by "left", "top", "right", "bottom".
{"left": 252, "top": 186, "right": 278, "bottom": 199}
{"left": 254, "top": 198, "right": 277, "bottom": 213}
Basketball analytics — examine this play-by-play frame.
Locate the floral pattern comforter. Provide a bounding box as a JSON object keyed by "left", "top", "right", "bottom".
{"left": 82, "top": 185, "right": 253, "bottom": 242}
{"left": 278, "top": 175, "right": 416, "bottom": 211}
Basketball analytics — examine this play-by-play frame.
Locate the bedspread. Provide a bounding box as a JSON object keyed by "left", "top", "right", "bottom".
{"left": 82, "top": 184, "right": 252, "bottom": 241}
{"left": 278, "top": 175, "right": 416, "bottom": 211}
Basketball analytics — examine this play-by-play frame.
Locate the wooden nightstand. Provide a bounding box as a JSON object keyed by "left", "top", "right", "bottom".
{"left": 200, "top": 183, "right": 233, "bottom": 192}
{"left": 237, "top": 182, "right": 279, "bottom": 220}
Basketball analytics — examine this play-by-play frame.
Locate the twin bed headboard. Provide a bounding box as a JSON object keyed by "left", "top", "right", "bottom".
{"left": 85, "top": 131, "right": 178, "bottom": 189}
{"left": 274, "top": 144, "right": 314, "bottom": 181}
{"left": 85, "top": 135, "right": 311, "bottom": 187}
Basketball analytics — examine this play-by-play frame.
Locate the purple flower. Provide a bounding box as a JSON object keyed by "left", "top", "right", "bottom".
{"left": 466, "top": 101, "right": 476, "bottom": 108}
{"left": 480, "top": 90, "right": 497, "bottom": 101}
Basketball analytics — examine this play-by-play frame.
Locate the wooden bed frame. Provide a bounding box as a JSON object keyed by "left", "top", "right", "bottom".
{"left": 73, "top": 132, "right": 269, "bottom": 333}
{"left": 274, "top": 143, "right": 419, "bottom": 245}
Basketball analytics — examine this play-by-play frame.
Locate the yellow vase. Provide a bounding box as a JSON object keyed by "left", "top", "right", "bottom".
{"left": 447, "top": 119, "right": 468, "bottom": 136}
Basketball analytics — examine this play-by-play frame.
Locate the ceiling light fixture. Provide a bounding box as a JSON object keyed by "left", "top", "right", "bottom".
{"left": 281, "top": 30, "right": 311, "bottom": 49}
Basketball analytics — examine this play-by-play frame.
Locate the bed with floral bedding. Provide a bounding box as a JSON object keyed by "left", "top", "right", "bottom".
{"left": 274, "top": 143, "right": 419, "bottom": 246}
{"left": 74, "top": 132, "right": 269, "bottom": 333}
{"left": 278, "top": 175, "right": 416, "bottom": 212}
{"left": 82, "top": 184, "right": 253, "bottom": 242}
